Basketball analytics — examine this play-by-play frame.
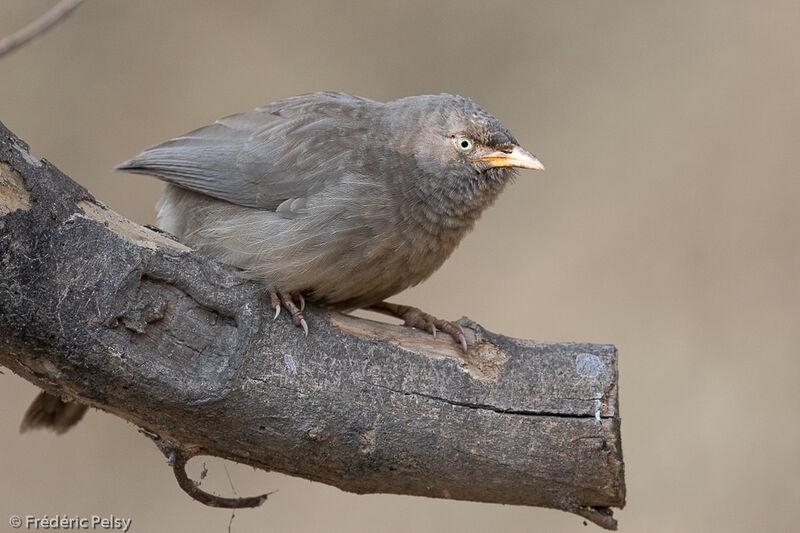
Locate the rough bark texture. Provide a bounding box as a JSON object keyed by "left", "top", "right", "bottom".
{"left": 0, "top": 121, "right": 625, "bottom": 529}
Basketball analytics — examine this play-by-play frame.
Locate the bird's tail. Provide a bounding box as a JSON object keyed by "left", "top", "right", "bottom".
{"left": 19, "top": 391, "right": 87, "bottom": 434}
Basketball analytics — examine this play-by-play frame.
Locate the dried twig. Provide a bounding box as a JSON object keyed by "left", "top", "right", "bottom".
{"left": 167, "top": 447, "right": 272, "bottom": 509}
{"left": 0, "top": 0, "right": 86, "bottom": 59}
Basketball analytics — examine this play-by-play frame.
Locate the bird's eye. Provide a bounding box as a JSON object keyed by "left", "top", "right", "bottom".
{"left": 454, "top": 136, "right": 474, "bottom": 153}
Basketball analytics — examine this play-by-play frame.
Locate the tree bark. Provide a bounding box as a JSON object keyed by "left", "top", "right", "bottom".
{"left": 0, "top": 121, "right": 625, "bottom": 529}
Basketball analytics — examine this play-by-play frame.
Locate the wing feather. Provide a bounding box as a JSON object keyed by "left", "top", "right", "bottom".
{"left": 115, "top": 92, "right": 377, "bottom": 209}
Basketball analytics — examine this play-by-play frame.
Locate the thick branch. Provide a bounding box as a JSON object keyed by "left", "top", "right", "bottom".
{"left": 0, "top": 121, "right": 625, "bottom": 528}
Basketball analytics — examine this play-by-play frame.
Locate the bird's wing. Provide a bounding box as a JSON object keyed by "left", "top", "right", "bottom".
{"left": 115, "top": 92, "right": 376, "bottom": 210}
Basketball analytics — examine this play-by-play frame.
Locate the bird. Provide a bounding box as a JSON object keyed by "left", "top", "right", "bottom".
{"left": 20, "top": 92, "right": 543, "bottom": 435}
{"left": 115, "top": 91, "right": 543, "bottom": 352}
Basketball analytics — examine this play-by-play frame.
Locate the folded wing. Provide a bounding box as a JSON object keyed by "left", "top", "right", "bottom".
{"left": 115, "top": 92, "right": 376, "bottom": 210}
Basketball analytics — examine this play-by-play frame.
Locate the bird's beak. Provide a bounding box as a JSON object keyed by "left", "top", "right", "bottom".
{"left": 471, "top": 145, "right": 544, "bottom": 171}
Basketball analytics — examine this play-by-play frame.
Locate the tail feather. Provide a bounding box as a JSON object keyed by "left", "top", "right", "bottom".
{"left": 20, "top": 391, "right": 88, "bottom": 434}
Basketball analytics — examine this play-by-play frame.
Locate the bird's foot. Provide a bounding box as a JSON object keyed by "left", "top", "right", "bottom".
{"left": 367, "top": 301, "right": 468, "bottom": 353}
{"left": 269, "top": 288, "right": 308, "bottom": 336}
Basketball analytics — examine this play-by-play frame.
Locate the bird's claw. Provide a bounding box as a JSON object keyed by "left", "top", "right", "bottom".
{"left": 433, "top": 319, "right": 468, "bottom": 354}
{"left": 457, "top": 328, "right": 468, "bottom": 354}
{"left": 270, "top": 290, "right": 282, "bottom": 320}
{"left": 270, "top": 288, "right": 308, "bottom": 337}
{"left": 367, "top": 301, "right": 468, "bottom": 353}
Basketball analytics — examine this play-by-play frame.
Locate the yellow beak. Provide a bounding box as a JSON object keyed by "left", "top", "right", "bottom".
{"left": 470, "top": 145, "right": 544, "bottom": 170}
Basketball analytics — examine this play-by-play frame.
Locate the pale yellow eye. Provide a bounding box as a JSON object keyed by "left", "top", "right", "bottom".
{"left": 454, "top": 136, "right": 474, "bottom": 152}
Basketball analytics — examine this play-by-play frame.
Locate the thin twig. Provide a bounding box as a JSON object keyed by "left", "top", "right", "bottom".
{"left": 0, "top": 0, "right": 86, "bottom": 59}
{"left": 169, "top": 448, "right": 272, "bottom": 509}
{"left": 224, "top": 463, "right": 238, "bottom": 533}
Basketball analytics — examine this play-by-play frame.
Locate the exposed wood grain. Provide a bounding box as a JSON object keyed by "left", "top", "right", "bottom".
{"left": 0, "top": 121, "right": 625, "bottom": 529}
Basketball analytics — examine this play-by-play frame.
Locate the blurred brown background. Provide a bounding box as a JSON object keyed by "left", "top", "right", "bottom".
{"left": 2, "top": 1, "right": 799, "bottom": 531}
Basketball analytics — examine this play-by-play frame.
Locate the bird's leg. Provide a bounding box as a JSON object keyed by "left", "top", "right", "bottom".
{"left": 268, "top": 288, "right": 308, "bottom": 336}
{"left": 367, "top": 301, "right": 468, "bottom": 353}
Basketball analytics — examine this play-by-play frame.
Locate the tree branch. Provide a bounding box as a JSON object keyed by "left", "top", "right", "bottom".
{"left": 0, "top": 0, "right": 86, "bottom": 59}
{"left": 0, "top": 121, "right": 625, "bottom": 529}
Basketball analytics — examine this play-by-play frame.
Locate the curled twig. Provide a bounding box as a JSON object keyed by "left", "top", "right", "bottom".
{"left": 169, "top": 448, "right": 272, "bottom": 509}
{"left": 143, "top": 431, "right": 273, "bottom": 509}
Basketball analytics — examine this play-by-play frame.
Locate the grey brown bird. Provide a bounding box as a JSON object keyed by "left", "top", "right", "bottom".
{"left": 116, "top": 91, "right": 543, "bottom": 351}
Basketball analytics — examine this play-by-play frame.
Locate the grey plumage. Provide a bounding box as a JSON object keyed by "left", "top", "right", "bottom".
{"left": 116, "top": 91, "right": 542, "bottom": 312}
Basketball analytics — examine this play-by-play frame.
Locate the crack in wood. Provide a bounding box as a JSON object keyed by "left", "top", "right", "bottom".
{"left": 366, "top": 381, "right": 613, "bottom": 420}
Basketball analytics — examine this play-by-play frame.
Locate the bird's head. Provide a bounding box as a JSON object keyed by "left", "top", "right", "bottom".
{"left": 386, "top": 94, "right": 542, "bottom": 202}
